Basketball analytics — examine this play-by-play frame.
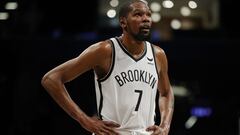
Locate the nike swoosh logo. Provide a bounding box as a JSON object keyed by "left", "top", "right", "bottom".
{"left": 147, "top": 57, "right": 153, "bottom": 61}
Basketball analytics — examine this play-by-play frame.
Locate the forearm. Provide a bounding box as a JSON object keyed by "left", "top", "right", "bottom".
{"left": 159, "top": 89, "right": 174, "bottom": 128}
{"left": 41, "top": 76, "right": 88, "bottom": 124}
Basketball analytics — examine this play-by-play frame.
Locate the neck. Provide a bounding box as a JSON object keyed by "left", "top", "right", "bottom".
{"left": 120, "top": 34, "right": 145, "bottom": 55}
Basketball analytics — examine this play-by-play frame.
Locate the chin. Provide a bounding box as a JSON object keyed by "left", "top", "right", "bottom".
{"left": 133, "top": 32, "right": 151, "bottom": 41}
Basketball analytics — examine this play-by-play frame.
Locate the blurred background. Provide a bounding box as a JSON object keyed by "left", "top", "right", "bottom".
{"left": 1, "top": 0, "right": 239, "bottom": 135}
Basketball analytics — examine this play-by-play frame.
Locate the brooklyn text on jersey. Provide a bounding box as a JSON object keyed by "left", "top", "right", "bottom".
{"left": 114, "top": 69, "right": 157, "bottom": 89}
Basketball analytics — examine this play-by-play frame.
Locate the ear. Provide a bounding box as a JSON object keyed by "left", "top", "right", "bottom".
{"left": 119, "top": 17, "right": 127, "bottom": 28}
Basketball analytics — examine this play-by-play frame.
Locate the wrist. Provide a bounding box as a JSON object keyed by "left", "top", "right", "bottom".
{"left": 159, "top": 122, "right": 170, "bottom": 130}
{"left": 76, "top": 112, "right": 89, "bottom": 124}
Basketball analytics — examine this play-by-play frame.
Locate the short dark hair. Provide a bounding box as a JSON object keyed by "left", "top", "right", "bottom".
{"left": 118, "top": 0, "right": 148, "bottom": 19}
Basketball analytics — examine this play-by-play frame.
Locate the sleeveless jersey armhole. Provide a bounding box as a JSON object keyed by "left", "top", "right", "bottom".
{"left": 97, "top": 39, "right": 116, "bottom": 82}
{"left": 151, "top": 44, "right": 160, "bottom": 79}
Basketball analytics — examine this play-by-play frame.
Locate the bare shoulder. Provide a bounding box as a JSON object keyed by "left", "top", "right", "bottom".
{"left": 152, "top": 44, "right": 166, "bottom": 59}
{"left": 83, "top": 39, "right": 113, "bottom": 71}
{"left": 98, "top": 40, "right": 112, "bottom": 55}
{"left": 72, "top": 39, "right": 113, "bottom": 70}
{"left": 89, "top": 40, "right": 112, "bottom": 58}
{"left": 88, "top": 39, "right": 113, "bottom": 78}
{"left": 80, "top": 39, "right": 112, "bottom": 62}
{"left": 152, "top": 44, "right": 168, "bottom": 73}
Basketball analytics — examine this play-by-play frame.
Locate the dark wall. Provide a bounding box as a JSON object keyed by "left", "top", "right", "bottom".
{"left": 1, "top": 39, "right": 98, "bottom": 135}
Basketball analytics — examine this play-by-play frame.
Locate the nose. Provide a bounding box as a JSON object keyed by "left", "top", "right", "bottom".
{"left": 142, "top": 14, "right": 151, "bottom": 22}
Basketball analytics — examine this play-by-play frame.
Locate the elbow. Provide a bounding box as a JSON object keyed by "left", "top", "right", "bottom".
{"left": 41, "top": 74, "right": 51, "bottom": 89}
{"left": 160, "top": 88, "right": 174, "bottom": 101}
{"left": 160, "top": 88, "right": 171, "bottom": 97}
{"left": 41, "top": 73, "right": 58, "bottom": 90}
{"left": 41, "top": 71, "right": 64, "bottom": 90}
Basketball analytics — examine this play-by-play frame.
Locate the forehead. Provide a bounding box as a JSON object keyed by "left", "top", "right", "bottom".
{"left": 129, "top": 2, "right": 150, "bottom": 12}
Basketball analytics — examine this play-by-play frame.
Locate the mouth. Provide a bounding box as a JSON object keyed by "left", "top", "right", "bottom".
{"left": 141, "top": 28, "right": 150, "bottom": 33}
{"left": 141, "top": 25, "right": 150, "bottom": 29}
{"left": 140, "top": 24, "right": 151, "bottom": 32}
{"left": 140, "top": 26, "right": 150, "bottom": 32}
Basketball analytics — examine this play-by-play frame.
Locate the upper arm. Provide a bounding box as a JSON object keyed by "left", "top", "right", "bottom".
{"left": 153, "top": 45, "right": 171, "bottom": 95}
{"left": 43, "top": 40, "right": 111, "bottom": 83}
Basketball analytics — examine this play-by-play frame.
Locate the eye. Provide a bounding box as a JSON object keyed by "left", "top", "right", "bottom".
{"left": 147, "top": 12, "right": 152, "bottom": 17}
{"left": 134, "top": 12, "right": 142, "bottom": 17}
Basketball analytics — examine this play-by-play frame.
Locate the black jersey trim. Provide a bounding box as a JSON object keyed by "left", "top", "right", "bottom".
{"left": 116, "top": 37, "right": 147, "bottom": 62}
{"left": 151, "top": 44, "right": 160, "bottom": 79}
{"left": 98, "top": 39, "right": 116, "bottom": 82}
{"left": 97, "top": 81, "right": 103, "bottom": 120}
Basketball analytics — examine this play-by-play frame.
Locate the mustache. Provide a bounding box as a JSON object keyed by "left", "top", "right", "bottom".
{"left": 140, "top": 24, "right": 151, "bottom": 29}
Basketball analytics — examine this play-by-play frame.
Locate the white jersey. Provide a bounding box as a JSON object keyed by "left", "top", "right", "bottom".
{"left": 94, "top": 37, "right": 159, "bottom": 135}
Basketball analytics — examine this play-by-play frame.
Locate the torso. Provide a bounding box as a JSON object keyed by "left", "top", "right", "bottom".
{"left": 94, "top": 37, "right": 159, "bottom": 131}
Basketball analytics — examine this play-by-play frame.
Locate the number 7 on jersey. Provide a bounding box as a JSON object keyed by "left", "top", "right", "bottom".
{"left": 134, "top": 90, "right": 143, "bottom": 111}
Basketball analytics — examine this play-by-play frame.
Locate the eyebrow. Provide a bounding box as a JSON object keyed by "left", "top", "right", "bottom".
{"left": 132, "top": 8, "right": 151, "bottom": 14}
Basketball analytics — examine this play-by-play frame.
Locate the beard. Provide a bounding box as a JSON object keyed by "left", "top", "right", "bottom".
{"left": 127, "top": 27, "right": 151, "bottom": 41}
{"left": 132, "top": 29, "right": 151, "bottom": 41}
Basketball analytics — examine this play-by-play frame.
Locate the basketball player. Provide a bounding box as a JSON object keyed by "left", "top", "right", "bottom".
{"left": 41, "top": 0, "right": 174, "bottom": 135}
